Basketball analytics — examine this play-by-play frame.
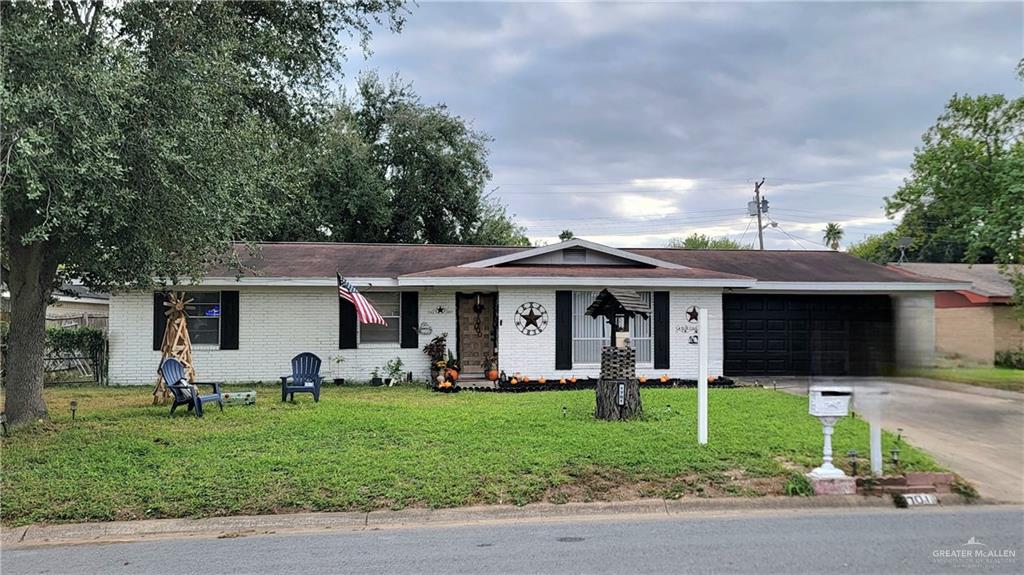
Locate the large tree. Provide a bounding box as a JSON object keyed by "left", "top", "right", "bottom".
{"left": 0, "top": 0, "right": 403, "bottom": 426}
{"left": 876, "top": 63, "right": 1023, "bottom": 307}
{"left": 271, "top": 73, "right": 528, "bottom": 245}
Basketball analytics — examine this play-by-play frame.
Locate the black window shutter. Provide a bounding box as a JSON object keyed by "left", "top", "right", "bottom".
{"left": 219, "top": 291, "right": 240, "bottom": 350}
{"left": 339, "top": 298, "right": 358, "bottom": 349}
{"left": 153, "top": 292, "right": 168, "bottom": 351}
{"left": 400, "top": 291, "right": 419, "bottom": 349}
{"left": 555, "top": 291, "right": 572, "bottom": 370}
{"left": 653, "top": 291, "right": 670, "bottom": 369}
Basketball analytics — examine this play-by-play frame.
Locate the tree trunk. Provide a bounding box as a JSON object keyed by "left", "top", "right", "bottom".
{"left": 595, "top": 379, "right": 643, "bottom": 420}
{"left": 4, "top": 238, "right": 58, "bottom": 426}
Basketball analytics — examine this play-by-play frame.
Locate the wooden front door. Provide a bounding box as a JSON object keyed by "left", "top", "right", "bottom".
{"left": 457, "top": 293, "right": 496, "bottom": 378}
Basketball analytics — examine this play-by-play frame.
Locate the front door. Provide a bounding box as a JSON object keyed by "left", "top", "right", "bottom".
{"left": 457, "top": 293, "right": 497, "bottom": 378}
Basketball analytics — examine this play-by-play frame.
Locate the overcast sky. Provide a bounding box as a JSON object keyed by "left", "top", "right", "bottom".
{"left": 350, "top": 1, "right": 1022, "bottom": 249}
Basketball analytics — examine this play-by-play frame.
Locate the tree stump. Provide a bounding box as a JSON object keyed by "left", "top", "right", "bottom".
{"left": 595, "top": 347, "right": 643, "bottom": 420}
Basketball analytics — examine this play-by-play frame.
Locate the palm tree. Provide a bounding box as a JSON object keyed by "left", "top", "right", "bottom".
{"left": 823, "top": 222, "right": 844, "bottom": 250}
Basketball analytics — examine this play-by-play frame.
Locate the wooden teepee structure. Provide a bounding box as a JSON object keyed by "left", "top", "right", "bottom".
{"left": 152, "top": 292, "right": 196, "bottom": 404}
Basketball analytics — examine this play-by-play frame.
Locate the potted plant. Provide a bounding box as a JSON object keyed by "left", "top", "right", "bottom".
{"left": 370, "top": 367, "right": 384, "bottom": 386}
{"left": 384, "top": 357, "right": 405, "bottom": 387}
{"left": 331, "top": 355, "right": 346, "bottom": 385}
{"left": 422, "top": 333, "right": 448, "bottom": 381}
{"left": 482, "top": 354, "right": 499, "bottom": 381}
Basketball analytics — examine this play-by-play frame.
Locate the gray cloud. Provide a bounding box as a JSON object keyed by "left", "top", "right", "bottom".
{"left": 350, "top": 1, "right": 1022, "bottom": 248}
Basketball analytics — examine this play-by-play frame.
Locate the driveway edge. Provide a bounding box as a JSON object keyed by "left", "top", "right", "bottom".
{"left": 2, "top": 494, "right": 977, "bottom": 549}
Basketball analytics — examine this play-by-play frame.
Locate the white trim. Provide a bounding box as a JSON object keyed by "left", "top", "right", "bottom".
{"left": 459, "top": 238, "right": 689, "bottom": 270}
{"left": 397, "top": 276, "right": 755, "bottom": 288}
{"left": 741, "top": 281, "right": 973, "bottom": 292}
{"left": 54, "top": 296, "right": 109, "bottom": 305}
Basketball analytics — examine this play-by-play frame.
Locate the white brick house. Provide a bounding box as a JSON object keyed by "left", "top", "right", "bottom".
{"left": 107, "top": 239, "right": 967, "bottom": 385}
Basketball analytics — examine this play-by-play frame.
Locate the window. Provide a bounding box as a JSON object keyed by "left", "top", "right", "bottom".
{"left": 184, "top": 292, "right": 221, "bottom": 345}
{"left": 359, "top": 292, "right": 401, "bottom": 344}
{"left": 571, "top": 291, "right": 652, "bottom": 365}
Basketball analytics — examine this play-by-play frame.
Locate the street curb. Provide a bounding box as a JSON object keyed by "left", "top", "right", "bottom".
{"left": 1, "top": 494, "right": 980, "bottom": 549}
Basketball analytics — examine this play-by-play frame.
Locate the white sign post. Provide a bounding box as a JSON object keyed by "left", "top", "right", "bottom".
{"left": 697, "top": 308, "right": 709, "bottom": 445}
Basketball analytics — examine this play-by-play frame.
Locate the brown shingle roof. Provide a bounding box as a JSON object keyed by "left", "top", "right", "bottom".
{"left": 212, "top": 242, "right": 956, "bottom": 284}
{"left": 890, "top": 263, "right": 1015, "bottom": 296}
{"left": 630, "top": 249, "right": 943, "bottom": 283}
{"left": 400, "top": 264, "right": 749, "bottom": 280}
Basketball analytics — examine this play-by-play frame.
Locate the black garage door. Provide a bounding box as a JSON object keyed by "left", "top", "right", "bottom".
{"left": 723, "top": 294, "right": 893, "bottom": 376}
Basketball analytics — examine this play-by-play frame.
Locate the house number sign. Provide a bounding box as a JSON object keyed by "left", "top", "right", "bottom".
{"left": 514, "top": 302, "right": 548, "bottom": 336}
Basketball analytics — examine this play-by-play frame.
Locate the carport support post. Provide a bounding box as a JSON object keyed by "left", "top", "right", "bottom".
{"left": 698, "top": 308, "right": 709, "bottom": 445}
{"left": 870, "top": 422, "right": 883, "bottom": 476}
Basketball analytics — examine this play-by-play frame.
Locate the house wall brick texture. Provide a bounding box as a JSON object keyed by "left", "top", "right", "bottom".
{"left": 935, "top": 306, "right": 995, "bottom": 364}
{"left": 108, "top": 286, "right": 724, "bottom": 385}
{"left": 993, "top": 306, "right": 1024, "bottom": 354}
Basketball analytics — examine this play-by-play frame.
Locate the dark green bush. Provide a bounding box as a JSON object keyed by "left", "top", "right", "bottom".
{"left": 995, "top": 349, "right": 1024, "bottom": 370}
{"left": 46, "top": 326, "right": 106, "bottom": 359}
{"left": 784, "top": 473, "right": 814, "bottom": 497}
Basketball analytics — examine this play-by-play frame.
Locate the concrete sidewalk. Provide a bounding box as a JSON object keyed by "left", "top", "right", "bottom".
{"left": 4, "top": 495, "right": 963, "bottom": 550}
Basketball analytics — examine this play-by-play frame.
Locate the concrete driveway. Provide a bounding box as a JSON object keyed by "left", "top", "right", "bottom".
{"left": 774, "top": 377, "right": 1024, "bottom": 503}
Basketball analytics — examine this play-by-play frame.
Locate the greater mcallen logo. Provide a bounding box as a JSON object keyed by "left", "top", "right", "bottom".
{"left": 932, "top": 537, "right": 1017, "bottom": 565}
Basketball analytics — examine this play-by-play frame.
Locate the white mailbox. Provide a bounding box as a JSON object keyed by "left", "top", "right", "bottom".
{"left": 809, "top": 386, "right": 852, "bottom": 417}
{"left": 807, "top": 385, "right": 853, "bottom": 479}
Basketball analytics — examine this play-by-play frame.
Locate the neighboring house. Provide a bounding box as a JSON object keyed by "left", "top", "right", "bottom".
{"left": 1, "top": 284, "right": 110, "bottom": 330}
{"left": 891, "top": 263, "right": 1022, "bottom": 365}
{"left": 106, "top": 239, "right": 968, "bottom": 385}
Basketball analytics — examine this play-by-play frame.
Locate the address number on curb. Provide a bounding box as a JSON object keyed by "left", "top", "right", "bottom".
{"left": 900, "top": 493, "right": 938, "bottom": 506}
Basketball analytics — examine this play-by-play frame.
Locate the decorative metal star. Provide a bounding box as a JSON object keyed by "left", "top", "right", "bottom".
{"left": 686, "top": 306, "right": 699, "bottom": 323}
{"left": 521, "top": 308, "right": 542, "bottom": 329}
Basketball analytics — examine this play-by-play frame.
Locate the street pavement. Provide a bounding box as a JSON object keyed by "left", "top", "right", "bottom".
{"left": 3, "top": 506, "right": 1021, "bottom": 574}
{"left": 774, "top": 377, "right": 1024, "bottom": 503}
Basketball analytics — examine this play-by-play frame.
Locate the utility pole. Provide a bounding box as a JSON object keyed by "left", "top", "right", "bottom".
{"left": 748, "top": 178, "right": 768, "bottom": 250}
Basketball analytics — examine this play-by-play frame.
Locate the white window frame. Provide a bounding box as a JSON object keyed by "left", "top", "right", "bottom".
{"left": 184, "top": 291, "right": 221, "bottom": 346}
{"left": 571, "top": 290, "right": 653, "bottom": 367}
{"left": 357, "top": 292, "right": 402, "bottom": 345}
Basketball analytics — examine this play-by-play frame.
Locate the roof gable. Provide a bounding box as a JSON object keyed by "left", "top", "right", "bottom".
{"left": 461, "top": 239, "right": 687, "bottom": 270}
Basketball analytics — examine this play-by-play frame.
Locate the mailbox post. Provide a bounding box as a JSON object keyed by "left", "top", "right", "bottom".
{"left": 808, "top": 386, "right": 853, "bottom": 479}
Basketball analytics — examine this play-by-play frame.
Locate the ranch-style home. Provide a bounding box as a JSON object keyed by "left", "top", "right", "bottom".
{"left": 107, "top": 239, "right": 968, "bottom": 385}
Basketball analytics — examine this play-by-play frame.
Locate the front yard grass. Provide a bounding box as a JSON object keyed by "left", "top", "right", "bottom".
{"left": 901, "top": 367, "right": 1024, "bottom": 393}
{"left": 1, "top": 384, "right": 941, "bottom": 526}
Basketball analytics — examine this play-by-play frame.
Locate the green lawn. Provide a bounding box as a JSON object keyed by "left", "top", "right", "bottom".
{"left": 1, "top": 385, "right": 941, "bottom": 526}
{"left": 901, "top": 367, "right": 1024, "bottom": 393}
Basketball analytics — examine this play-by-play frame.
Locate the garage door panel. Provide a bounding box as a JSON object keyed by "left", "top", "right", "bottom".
{"left": 724, "top": 294, "right": 893, "bottom": 376}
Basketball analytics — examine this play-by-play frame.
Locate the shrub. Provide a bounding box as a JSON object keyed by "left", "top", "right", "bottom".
{"left": 46, "top": 326, "right": 106, "bottom": 359}
{"left": 995, "top": 349, "right": 1024, "bottom": 370}
{"left": 784, "top": 473, "right": 814, "bottom": 497}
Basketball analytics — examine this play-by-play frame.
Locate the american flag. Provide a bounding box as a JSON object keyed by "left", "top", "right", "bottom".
{"left": 337, "top": 273, "right": 388, "bottom": 326}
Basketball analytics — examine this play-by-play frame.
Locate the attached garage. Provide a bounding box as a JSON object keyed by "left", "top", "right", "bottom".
{"left": 723, "top": 294, "right": 894, "bottom": 376}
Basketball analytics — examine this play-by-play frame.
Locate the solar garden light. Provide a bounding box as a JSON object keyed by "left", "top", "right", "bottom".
{"left": 847, "top": 449, "right": 859, "bottom": 476}
{"left": 890, "top": 446, "right": 901, "bottom": 467}
{"left": 0, "top": 412, "right": 7, "bottom": 437}
{"left": 70, "top": 400, "right": 78, "bottom": 421}
{"left": 562, "top": 406, "right": 567, "bottom": 418}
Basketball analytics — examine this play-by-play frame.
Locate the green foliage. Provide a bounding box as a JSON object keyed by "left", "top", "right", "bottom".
{"left": 846, "top": 230, "right": 903, "bottom": 264}
{"left": 0, "top": 386, "right": 943, "bottom": 525}
{"left": 271, "top": 73, "right": 528, "bottom": 246}
{"left": 822, "top": 222, "right": 844, "bottom": 251}
{"left": 384, "top": 357, "right": 405, "bottom": 380}
{"left": 899, "top": 367, "right": 1024, "bottom": 393}
{"left": 882, "top": 62, "right": 1023, "bottom": 305}
{"left": 667, "top": 233, "right": 747, "bottom": 250}
{"left": 783, "top": 473, "right": 813, "bottom": 497}
{"left": 45, "top": 327, "right": 105, "bottom": 359}
{"left": 1, "top": 0, "right": 406, "bottom": 290}
{"left": 995, "top": 349, "right": 1024, "bottom": 370}
{"left": 559, "top": 230, "right": 575, "bottom": 241}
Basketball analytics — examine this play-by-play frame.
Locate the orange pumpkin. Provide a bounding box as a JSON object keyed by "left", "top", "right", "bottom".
{"left": 569, "top": 376, "right": 577, "bottom": 383}
{"left": 538, "top": 377, "right": 547, "bottom": 385}
{"left": 522, "top": 376, "right": 530, "bottom": 383}
{"left": 708, "top": 375, "right": 716, "bottom": 383}
{"left": 510, "top": 378, "right": 518, "bottom": 385}
{"left": 638, "top": 376, "right": 647, "bottom": 384}
{"left": 659, "top": 375, "right": 669, "bottom": 383}
{"left": 486, "top": 369, "right": 499, "bottom": 381}
{"left": 559, "top": 378, "right": 566, "bottom": 384}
